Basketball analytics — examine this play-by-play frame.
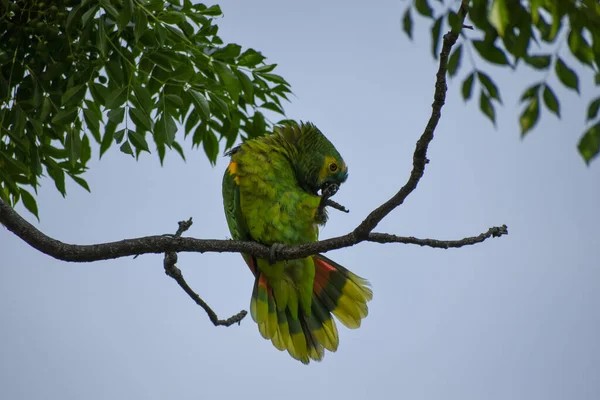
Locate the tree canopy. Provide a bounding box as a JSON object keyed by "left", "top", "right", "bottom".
{"left": 402, "top": 0, "right": 600, "bottom": 164}
{"left": 0, "top": 0, "right": 291, "bottom": 219}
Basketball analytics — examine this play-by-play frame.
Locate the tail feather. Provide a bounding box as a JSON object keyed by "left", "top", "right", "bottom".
{"left": 248, "top": 253, "right": 372, "bottom": 364}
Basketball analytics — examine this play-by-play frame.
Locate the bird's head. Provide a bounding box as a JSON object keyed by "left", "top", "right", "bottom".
{"left": 275, "top": 121, "right": 348, "bottom": 196}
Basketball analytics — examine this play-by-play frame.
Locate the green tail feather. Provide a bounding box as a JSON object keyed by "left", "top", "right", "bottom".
{"left": 249, "top": 254, "right": 372, "bottom": 364}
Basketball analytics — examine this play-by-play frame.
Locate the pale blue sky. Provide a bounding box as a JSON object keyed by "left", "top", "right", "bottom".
{"left": 2, "top": 1, "right": 600, "bottom": 399}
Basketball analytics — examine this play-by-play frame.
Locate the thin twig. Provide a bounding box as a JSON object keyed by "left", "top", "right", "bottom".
{"left": 162, "top": 218, "right": 247, "bottom": 327}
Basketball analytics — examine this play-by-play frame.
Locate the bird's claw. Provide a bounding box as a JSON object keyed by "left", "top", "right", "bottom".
{"left": 321, "top": 183, "right": 339, "bottom": 201}
{"left": 268, "top": 243, "right": 286, "bottom": 265}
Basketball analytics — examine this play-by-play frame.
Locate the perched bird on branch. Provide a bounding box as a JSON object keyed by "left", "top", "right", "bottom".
{"left": 222, "top": 121, "right": 372, "bottom": 364}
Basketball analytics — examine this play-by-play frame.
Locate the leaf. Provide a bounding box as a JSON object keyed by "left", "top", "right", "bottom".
{"left": 523, "top": 54, "right": 551, "bottom": 69}
{"left": 489, "top": 0, "right": 510, "bottom": 36}
{"left": 519, "top": 83, "right": 541, "bottom": 103}
{"left": 189, "top": 90, "right": 210, "bottom": 118}
{"left": 448, "top": 44, "right": 462, "bottom": 77}
{"left": 236, "top": 69, "right": 254, "bottom": 105}
{"left": 587, "top": 98, "right": 600, "bottom": 122}
{"left": 477, "top": 71, "right": 502, "bottom": 103}
{"left": 19, "top": 189, "right": 39, "bottom": 220}
{"left": 61, "top": 85, "right": 86, "bottom": 106}
{"left": 81, "top": 134, "right": 92, "bottom": 164}
{"left": 65, "top": 130, "right": 82, "bottom": 167}
{"left": 120, "top": 141, "right": 134, "bottom": 156}
{"left": 130, "top": 107, "right": 153, "bottom": 132}
{"left": 259, "top": 73, "right": 288, "bottom": 86}
{"left": 118, "top": 0, "right": 134, "bottom": 30}
{"left": 415, "top": 0, "right": 433, "bottom": 17}
{"left": 431, "top": 17, "right": 443, "bottom": 59}
{"left": 100, "top": 128, "right": 114, "bottom": 158}
{"left": 68, "top": 174, "right": 91, "bottom": 192}
{"left": 402, "top": 8, "right": 413, "bottom": 40}
{"left": 203, "top": 129, "right": 219, "bottom": 164}
{"left": 214, "top": 61, "right": 240, "bottom": 103}
{"left": 542, "top": 85, "right": 561, "bottom": 118}
{"left": 555, "top": 57, "right": 579, "bottom": 93}
{"left": 472, "top": 40, "right": 510, "bottom": 65}
{"left": 172, "top": 141, "right": 186, "bottom": 161}
{"left": 83, "top": 108, "right": 101, "bottom": 143}
{"left": 51, "top": 109, "right": 78, "bottom": 126}
{"left": 108, "top": 107, "right": 125, "bottom": 124}
{"left": 462, "top": 73, "right": 475, "bottom": 101}
{"left": 578, "top": 122, "right": 600, "bottom": 164}
{"left": 105, "top": 87, "right": 128, "bottom": 109}
{"left": 479, "top": 91, "right": 496, "bottom": 125}
{"left": 520, "top": 96, "right": 540, "bottom": 136}
{"left": 237, "top": 49, "right": 266, "bottom": 67}
{"left": 128, "top": 130, "right": 150, "bottom": 153}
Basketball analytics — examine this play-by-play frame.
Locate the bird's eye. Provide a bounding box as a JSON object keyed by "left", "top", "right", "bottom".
{"left": 329, "top": 162, "right": 338, "bottom": 172}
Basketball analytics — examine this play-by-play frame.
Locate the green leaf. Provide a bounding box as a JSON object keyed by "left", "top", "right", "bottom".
{"left": 415, "top": 0, "right": 433, "bottom": 17}
{"left": 128, "top": 130, "right": 150, "bottom": 153}
{"left": 165, "top": 94, "right": 184, "bottom": 108}
{"left": 189, "top": 90, "right": 210, "bottom": 118}
{"left": 402, "top": 8, "right": 413, "bottom": 40}
{"left": 65, "top": 130, "right": 82, "bottom": 167}
{"left": 479, "top": 91, "right": 496, "bottom": 125}
{"left": 118, "top": 0, "right": 134, "bottom": 30}
{"left": 462, "top": 73, "right": 475, "bottom": 101}
{"left": 237, "top": 49, "right": 266, "bottom": 67}
{"left": 19, "top": 189, "right": 39, "bottom": 220}
{"left": 555, "top": 57, "right": 579, "bottom": 93}
{"left": 47, "top": 167, "right": 66, "bottom": 197}
{"left": 105, "top": 87, "right": 128, "bottom": 109}
{"left": 83, "top": 108, "right": 101, "bottom": 143}
{"left": 130, "top": 107, "right": 153, "bottom": 132}
{"left": 542, "top": 85, "right": 561, "bottom": 118}
{"left": 68, "top": 173, "right": 91, "bottom": 192}
{"left": 477, "top": 71, "right": 502, "bottom": 103}
{"left": 213, "top": 44, "right": 242, "bottom": 61}
{"left": 448, "top": 44, "right": 462, "bottom": 77}
{"left": 431, "top": 17, "right": 443, "bottom": 59}
{"left": 520, "top": 96, "right": 540, "bottom": 136}
{"left": 108, "top": 107, "right": 125, "bottom": 124}
{"left": 203, "top": 129, "right": 219, "bottom": 164}
{"left": 253, "top": 64, "right": 278, "bottom": 74}
{"left": 489, "top": 0, "right": 510, "bottom": 36}
{"left": 172, "top": 141, "right": 186, "bottom": 161}
{"left": 259, "top": 73, "right": 288, "bottom": 86}
{"left": 587, "top": 98, "right": 600, "bottom": 122}
{"left": 120, "top": 141, "right": 134, "bottom": 156}
{"left": 523, "top": 54, "right": 551, "bottom": 69}
{"left": 200, "top": 4, "right": 222, "bottom": 16}
{"left": 51, "top": 109, "right": 78, "bottom": 126}
{"left": 81, "top": 134, "right": 92, "bottom": 164}
{"left": 155, "top": 114, "right": 177, "bottom": 146}
{"left": 100, "top": 129, "right": 114, "bottom": 158}
{"left": 61, "top": 85, "right": 87, "bottom": 106}
{"left": 578, "top": 122, "right": 600, "bottom": 164}
{"left": 473, "top": 40, "right": 510, "bottom": 65}
{"left": 519, "top": 83, "right": 541, "bottom": 103}
{"left": 236, "top": 69, "right": 254, "bottom": 105}
{"left": 134, "top": 7, "right": 149, "bottom": 41}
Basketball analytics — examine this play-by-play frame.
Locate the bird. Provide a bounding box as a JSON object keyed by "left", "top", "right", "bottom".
{"left": 222, "top": 120, "right": 372, "bottom": 364}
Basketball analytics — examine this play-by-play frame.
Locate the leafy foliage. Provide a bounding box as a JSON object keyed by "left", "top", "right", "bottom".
{"left": 0, "top": 0, "right": 291, "bottom": 218}
{"left": 400, "top": 0, "right": 600, "bottom": 165}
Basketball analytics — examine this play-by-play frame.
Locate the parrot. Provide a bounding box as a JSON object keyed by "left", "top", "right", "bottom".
{"left": 222, "top": 120, "right": 372, "bottom": 364}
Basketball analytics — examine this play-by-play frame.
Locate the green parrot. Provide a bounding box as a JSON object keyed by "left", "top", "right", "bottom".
{"left": 222, "top": 121, "right": 372, "bottom": 364}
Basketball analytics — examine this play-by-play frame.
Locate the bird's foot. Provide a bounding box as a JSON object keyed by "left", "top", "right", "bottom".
{"left": 268, "top": 243, "right": 286, "bottom": 265}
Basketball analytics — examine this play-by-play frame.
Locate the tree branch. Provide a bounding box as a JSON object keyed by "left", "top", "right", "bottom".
{"left": 163, "top": 218, "right": 247, "bottom": 327}
{"left": 0, "top": 2, "right": 498, "bottom": 269}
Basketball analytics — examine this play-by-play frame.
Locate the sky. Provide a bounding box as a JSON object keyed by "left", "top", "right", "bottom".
{"left": 2, "top": 1, "right": 600, "bottom": 399}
